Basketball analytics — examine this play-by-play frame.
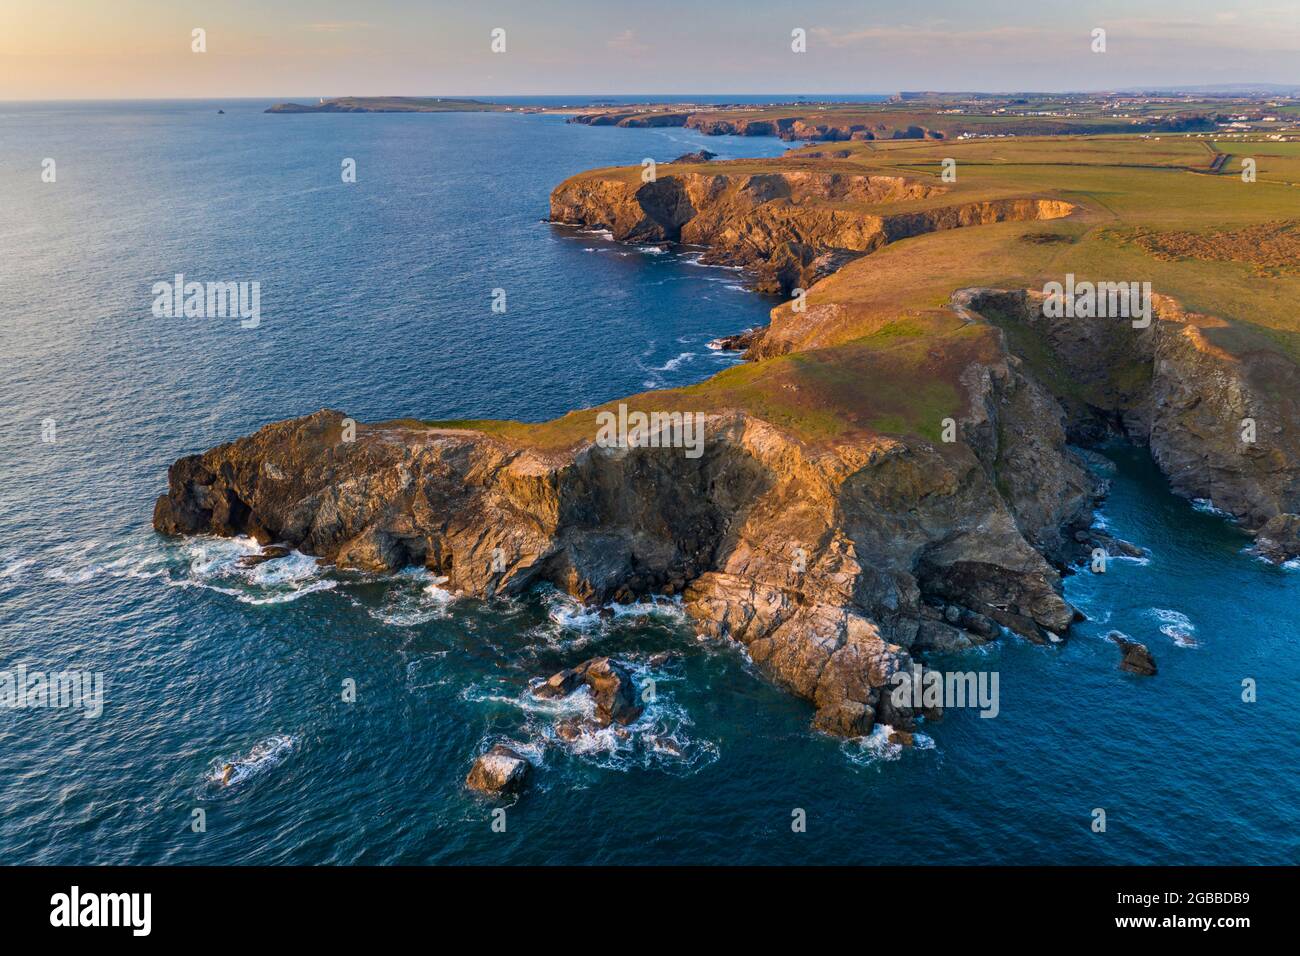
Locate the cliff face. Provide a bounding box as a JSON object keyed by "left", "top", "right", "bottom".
{"left": 153, "top": 138, "right": 1300, "bottom": 741}
{"left": 566, "top": 108, "right": 1215, "bottom": 141}
{"left": 550, "top": 170, "right": 1072, "bottom": 294}
{"left": 154, "top": 329, "right": 1095, "bottom": 736}
{"left": 965, "top": 290, "right": 1300, "bottom": 553}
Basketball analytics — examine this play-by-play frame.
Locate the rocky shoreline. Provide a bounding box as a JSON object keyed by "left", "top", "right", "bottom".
{"left": 153, "top": 148, "right": 1299, "bottom": 763}
{"left": 549, "top": 169, "right": 1073, "bottom": 295}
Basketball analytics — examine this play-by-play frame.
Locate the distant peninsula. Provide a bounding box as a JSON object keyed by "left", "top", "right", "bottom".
{"left": 265, "top": 96, "right": 511, "bottom": 114}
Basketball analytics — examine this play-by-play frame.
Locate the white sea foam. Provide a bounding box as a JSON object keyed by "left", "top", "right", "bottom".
{"left": 1112, "top": 551, "right": 1151, "bottom": 566}
{"left": 466, "top": 655, "right": 716, "bottom": 776}
{"left": 1191, "top": 498, "right": 1232, "bottom": 518}
{"left": 165, "top": 536, "right": 340, "bottom": 606}
{"left": 840, "top": 723, "right": 936, "bottom": 767}
{"left": 1149, "top": 608, "right": 1198, "bottom": 647}
{"left": 209, "top": 734, "right": 297, "bottom": 788}
{"left": 0, "top": 557, "right": 36, "bottom": 582}
{"left": 368, "top": 567, "right": 457, "bottom": 626}
{"left": 652, "top": 351, "right": 695, "bottom": 372}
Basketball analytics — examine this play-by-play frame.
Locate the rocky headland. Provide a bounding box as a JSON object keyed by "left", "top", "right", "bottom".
{"left": 154, "top": 121, "right": 1300, "bottom": 746}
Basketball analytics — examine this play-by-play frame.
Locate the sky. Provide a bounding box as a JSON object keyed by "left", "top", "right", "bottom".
{"left": 1, "top": 0, "right": 1297, "bottom": 100}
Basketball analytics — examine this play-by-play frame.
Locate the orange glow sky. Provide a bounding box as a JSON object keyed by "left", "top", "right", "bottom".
{"left": 2, "top": 0, "right": 1296, "bottom": 100}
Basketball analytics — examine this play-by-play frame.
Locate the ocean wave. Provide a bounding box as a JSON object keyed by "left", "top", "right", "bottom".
{"left": 465, "top": 656, "right": 716, "bottom": 776}
{"left": 651, "top": 351, "right": 695, "bottom": 372}
{"left": 840, "top": 723, "right": 936, "bottom": 767}
{"left": 208, "top": 734, "right": 297, "bottom": 790}
{"left": 163, "top": 536, "right": 340, "bottom": 606}
{"left": 30, "top": 539, "right": 168, "bottom": 586}
{"left": 0, "top": 556, "right": 37, "bottom": 585}
{"left": 1191, "top": 498, "right": 1233, "bottom": 518}
{"left": 368, "top": 567, "right": 457, "bottom": 626}
{"left": 1149, "top": 608, "right": 1198, "bottom": 647}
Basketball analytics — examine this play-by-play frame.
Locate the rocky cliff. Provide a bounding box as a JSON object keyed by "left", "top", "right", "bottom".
{"left": 550, "top": 169, "right": 1072, "bottom": 294}
{"left": 963, "top": 289, "right": 1300, "bottom": 556}
{"left": 153, "top": 144, "right": 1299, "bottom": 742}
{"left": 154, "top": 321, "right": 1098, "bottom": 738}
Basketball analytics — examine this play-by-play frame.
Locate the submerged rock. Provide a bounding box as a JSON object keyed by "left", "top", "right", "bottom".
{"left": 465, "top": 745, "right": 533, "bottom": 796}
{"left": 236, "top": 545, "right": 291, "bottom": 568}
{"left": 651, "top": 735, "right": 684, "bottom": 756}
{"left": 1111, "top": 633, "right": 1158, "bottom": 676}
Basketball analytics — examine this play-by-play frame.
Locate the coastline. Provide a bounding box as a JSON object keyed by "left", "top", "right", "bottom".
{"left": 152, "top": 106, "right": 1300, "bottom": 755}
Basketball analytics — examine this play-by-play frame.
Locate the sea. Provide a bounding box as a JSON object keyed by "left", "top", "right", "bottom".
{"left": 0, "top": 98, "right": 1296, "bottom": 864}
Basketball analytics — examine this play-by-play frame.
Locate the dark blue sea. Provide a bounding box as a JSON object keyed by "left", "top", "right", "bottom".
{"left": 0, "top": 100, "right": 1296, "bottom": 865}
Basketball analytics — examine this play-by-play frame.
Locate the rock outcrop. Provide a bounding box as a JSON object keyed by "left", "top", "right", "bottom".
{"left": 550, "top": 170, "right": 1072, "bottom": 295}
{"left": 1111, "top": 634, "right": 1158, "bottom": 676}
{"left": 466, "top": 745, "right": 533, "bottom": 795}
{"left": 153, "top": 317, "right": 1095, "bottom": 738}
{"left": 958, "top": 290, "right": 1300, "bottom": 558}
{"left": 154, "top": 137, "right": 1299, "bottom": 745}
{"left": 533, "top": 657, "right": 642, "bottom": 726}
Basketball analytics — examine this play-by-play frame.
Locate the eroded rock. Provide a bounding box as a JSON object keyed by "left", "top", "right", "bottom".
{"left": 533, "top": 657, "right": 642, "bottom": 726}
{"left": 465, "top": 745, "right": 533, "bottom": 796}
{"left": 1111, "top": 633, "right": 1158, "bottom": 676}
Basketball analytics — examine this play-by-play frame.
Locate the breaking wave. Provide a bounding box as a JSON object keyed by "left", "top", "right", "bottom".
{"left": 840, "top": 723, "right": 936, "bottom": 767}
{"left": 1149, "top": 608, "right": 1198, "bottom": 647}
{"left": 207, "top": 734, "right": 297, "bottom": 790}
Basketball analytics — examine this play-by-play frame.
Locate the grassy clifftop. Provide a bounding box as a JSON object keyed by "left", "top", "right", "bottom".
{"left": 419, "top": 128, "right": 1298, "bottom": 453}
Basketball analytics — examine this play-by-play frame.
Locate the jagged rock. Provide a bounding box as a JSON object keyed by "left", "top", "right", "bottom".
{"left": 465, "top": 745, "right": 532, "bottom": 795}
{"left": 1091, "top": 532, "right": 1146, "bottom": 559}
{"left": 550, "top": 169, "right": 1071, "bottom": 297}
{"left": 236, "top": 545, "right": 291, "bottom": 568}
{"left": 672, "top": 150, "right": 716, "bottom": 163}
{"left": 1254, "top": 513, "right": 1300, "bottom": 563}
{"left": 533, "top": 657, "right": 642, "bottom": 726}
{"left": 709, "top": 328, "right": 760, "bottom": 351}
{"left": 532, "top": 666, "right": 586, "bottom": 700}
{"left": 582, "top": 658, "right": 642, "bottom": 725}
{"left": 652, "top": 735, "right": 684, "bottom": 756}
{"left": 1111, "top": 634, "right": 1157, "bottom": 676}
{"left": 958, "top": 290, "right": 1300, "bottom": 564}
{"left": 152, "top": 390, "right": 1096, "bottom": 739}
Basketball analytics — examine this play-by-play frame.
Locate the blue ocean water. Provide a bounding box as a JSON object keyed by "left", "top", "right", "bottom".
{"left": 0, "top": 101, "right": 1296, "bottom": 865}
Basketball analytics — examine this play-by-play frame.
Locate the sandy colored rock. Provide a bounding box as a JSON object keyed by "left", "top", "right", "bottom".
{"left": 465, "top": 745, "right": 532, "bottom": 796}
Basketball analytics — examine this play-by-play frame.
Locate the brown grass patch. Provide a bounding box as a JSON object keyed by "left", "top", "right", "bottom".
{"left": 1119, "top": 220, "right": 1300, "bottom": 277}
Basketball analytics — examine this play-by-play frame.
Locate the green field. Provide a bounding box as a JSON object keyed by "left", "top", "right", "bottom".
{"left": 417, "top": 108, "right": 1300, "bottom": 449}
